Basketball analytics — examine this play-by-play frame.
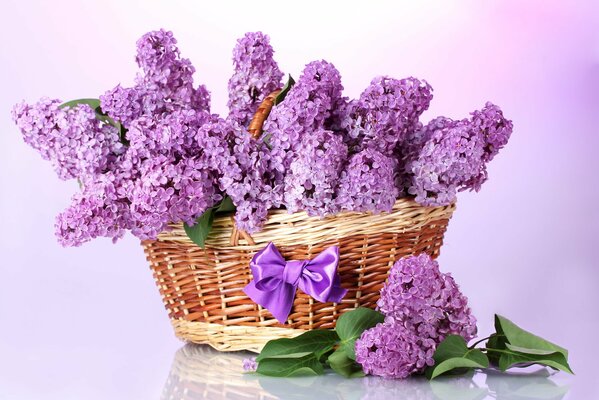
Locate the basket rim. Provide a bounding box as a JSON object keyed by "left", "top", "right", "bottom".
{"left": 152, "top": 197, "right": 455, "bottom": 248}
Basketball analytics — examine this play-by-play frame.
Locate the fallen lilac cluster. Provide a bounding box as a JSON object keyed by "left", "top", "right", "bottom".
{"left": 355, "top": 253, "right": 477, "bottom": 379}
{"left": 12, "top": 29, "right": 513, "bottom": 247}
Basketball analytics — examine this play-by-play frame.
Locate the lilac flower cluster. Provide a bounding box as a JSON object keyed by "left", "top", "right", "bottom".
{"left": 355, "top": 321, "right": 436, "bottom": 379}
{"left": 339, "top": 76, "right": 433, "bottom": 155}
{"left": 12, "top": 29, "right": 513, "bottom": 246}
{"left": 405, "top": 103, "right": 512, "bottom": 206}
{"left": 355, "top": 254, "right": 477, "bottom": 378}
{"left": 100, "top": 29, "right": 210, "bottom": 128}
{"left": 227, "top": 32, "right": 283, "bottom": 127}
{"left": 336, "top": 149, "right": 399, "bottom": 213}
{"left": 283, "top": 129, "right": 348, "bottom": 216}
{"left": 11, "top": 98, "right": 123, "bottom": 180}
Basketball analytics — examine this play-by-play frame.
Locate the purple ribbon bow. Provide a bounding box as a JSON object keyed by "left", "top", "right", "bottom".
{"left": 243, "top": 242, "right": 347, "bottom": 323}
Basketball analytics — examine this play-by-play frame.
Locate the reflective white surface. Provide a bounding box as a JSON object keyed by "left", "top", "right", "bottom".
{"left": 161, "top": 344, "right": 571, "bottom": 400}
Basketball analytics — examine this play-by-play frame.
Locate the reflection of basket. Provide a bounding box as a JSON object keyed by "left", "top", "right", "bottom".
{"left": 143, "top": 92, "right": 456, "bottom": 352}
{"left": 161, "top": 344, "right": 277, "bottom": 400}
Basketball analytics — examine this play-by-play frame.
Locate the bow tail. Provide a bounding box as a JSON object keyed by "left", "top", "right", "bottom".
{"left": 243, "top": 281, "right": 296, "bottom": 324}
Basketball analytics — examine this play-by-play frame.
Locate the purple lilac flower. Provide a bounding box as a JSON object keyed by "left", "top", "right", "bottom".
{"left": 264, "top": 60, "right": 345, "bottom": 203}
{"left": 55, "top": 171, "right": 131, "bottom": 246}
{"left": 128, "top": 154, "right": 222, "bottom": 240}
{"left": 242, "top": 357, "right": 258, "bottom": 372}
{"left": 134, "top": 29, "right": 210, "bottom": 109}
{"left": 283, "top": 129, "right": 348, "bottom": 216}
{"left": 355, "top": 321, "right": 436, "bottom": 379}
{"left": 469, "top": 102, "right": 513, "bottom": 162}
{"left": 11, "top": 98, "right": 123, "bottom": 180}
{"left": 405, "top": 117, "right": 486, "bottom": 206}
{"left": 126, "top": 109, "right": 211, "bottom": 158}
{"left": 336, "top": 149, "right": 399, "bottom": 213}
{"left": 377, "top": 253, "right": 477, "bottom": 343}
{"left": 99, "top": 85, "right": 144, "bottom": 128}
{"left": 100, "top": 29, "right": 210, "bottom": 128}
{"left": 339, "top": 76, "right": 432, "bottom": 155}
{"left": 227, "top": 32, "right": 283, "bottom": 127}
{"left": 405, "top": 103, "right": 512, "bottom": 206}
{"left": 200, "top": 118, "right": 276, "bottom": 233}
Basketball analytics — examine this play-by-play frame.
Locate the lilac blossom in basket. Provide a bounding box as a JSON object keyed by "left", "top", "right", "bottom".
{"left": 283, "top": 128, "right": 348, "bottom": 217}
{"left": 264, "top": 60, "right": 346, "bottom": 204}
{"left": 335, "top": 148, "right": 399, "bottom": 213}
{"left": 227, "top": 32, "right": 283, "bottom": 127}
{"left": 11, "top": 29, "right": 514, "bottom": 247}
{"left": 339, "top": 76, "right": 433, "bottom": 155}
{"left": 100, "top": 29, "right": 210, "bottom": 128}
{"left": 11, "top": 98, "right": 123, "bottom": 181}
{"left": 405, "top": 103, "right": 513, "bottom": 206}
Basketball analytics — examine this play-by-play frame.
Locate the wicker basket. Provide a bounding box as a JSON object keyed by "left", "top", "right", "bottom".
{"left": 142, "top": 92, "right": 456, "bottom": 352}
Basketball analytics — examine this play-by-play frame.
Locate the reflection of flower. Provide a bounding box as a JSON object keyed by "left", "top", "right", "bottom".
{"left": 242, "top": 357, "right": 257, "bottom": 372}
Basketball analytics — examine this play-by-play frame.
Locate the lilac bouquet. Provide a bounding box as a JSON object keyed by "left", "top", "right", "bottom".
{"left": 12, "top": 29, "right": 513, "bottom": 247}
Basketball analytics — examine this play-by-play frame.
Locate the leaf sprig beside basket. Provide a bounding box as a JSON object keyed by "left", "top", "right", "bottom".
{"left": 250, "top": 308, "right": 573, "bottom": 380}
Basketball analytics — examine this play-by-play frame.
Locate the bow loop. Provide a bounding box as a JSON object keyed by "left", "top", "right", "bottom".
{"left": 243, "top": 242, "right": 347, "bottom": 323}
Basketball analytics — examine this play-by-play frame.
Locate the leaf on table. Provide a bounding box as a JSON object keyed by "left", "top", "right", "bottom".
{"left": 426, "top": 335, "right": 489, "bottom": 380}
{"left": 256, "top": 352, "right": 324, "bottom": 377}
{"left": 256, "top": 330, "right": 339, "bottom": 362}
{"left": 184, "top": 208, "right": 215, "bottom": 249}
{"left": 335, "top": 307, "right": 385, "bottom": 360}
{"left": 490, "top": 314, "right": 573, "bottom": 374}
{"left": 327, "top": 348, "right": 365, "bottom": 378}
{"left": 496, "top": 348, "right": 573, "bottom": 374}
{"left": 494, "top": 315, "right": 568, "bottom": 357}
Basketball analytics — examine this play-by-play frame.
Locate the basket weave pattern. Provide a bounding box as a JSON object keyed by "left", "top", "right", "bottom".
{"left": 142, "top": 200, "right": 454, "bottom": 351}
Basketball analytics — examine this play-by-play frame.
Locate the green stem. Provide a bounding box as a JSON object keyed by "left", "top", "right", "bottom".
{"left": 468, "top": 335, "right": 493, "bottom": 349}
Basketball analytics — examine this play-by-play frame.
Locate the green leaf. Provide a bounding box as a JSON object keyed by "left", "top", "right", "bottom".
{"left": 504, "top": 343, "right": 562, "bottom": 355}
{"left": 59, "top": 98, "right": 101, "bottom": 110}
{"left": 274, "top": 75, "right": 295, "bottom": 105}
{"left": 485, "top": 333, "right": 507, "bottom": 364}
{"left": 256, "top": 330, "right": 339, "bottom": 362}
{"left": 215, "top": 196, "right": 235, "bottom": 213}
{"left": 495, "top": 348, "right": 573, "bottom": 374}
{"left": 487, "top": 315, "right": 573, "bottom": 374}
{"left": 426, "top": 335, "right": 489, "bottom": 380}
{"left": 494, "top": 315, "right": 568, "bottom": 357}
{"left": 184, "top": 208, "right": 215, "bottom": 249}
{"left": 335, "top": 308, "right": 385, "bottom": 360}
{"left": 256, "top": 352, "right": 324, "bottom": 377}
{"left": 59, "top": 98, "right": 128, "bottom": 144}
{"left": 262, "top": 132, "right": 273, "bottom": 149}
{"left": 327, "top": 349, "right": 365, "bottom": 378}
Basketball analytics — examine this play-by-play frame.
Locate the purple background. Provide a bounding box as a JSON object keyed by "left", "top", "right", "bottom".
{"left": 0, "top": 0, "right": 597, "bottom": 398}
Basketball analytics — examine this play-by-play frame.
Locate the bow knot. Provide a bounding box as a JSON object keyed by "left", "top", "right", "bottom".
{"left": 243, "top": 242, "right": 347, "bottom": 323}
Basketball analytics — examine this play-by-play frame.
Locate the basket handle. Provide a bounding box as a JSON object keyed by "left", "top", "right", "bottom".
{"left": 231, "top": 90, "right": 282, "bottom": 245}
{"left": 247, "top": 89, "right": 281, "bottom": 139}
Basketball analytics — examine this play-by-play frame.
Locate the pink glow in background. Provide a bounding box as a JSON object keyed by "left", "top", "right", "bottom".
{"left": 0, "top": 1, "right": 597, "bottom": 398}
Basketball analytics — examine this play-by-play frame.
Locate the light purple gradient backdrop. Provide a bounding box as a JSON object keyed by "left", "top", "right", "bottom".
{"left": 0, "top": 1, "right": 597, "bottom": 398}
